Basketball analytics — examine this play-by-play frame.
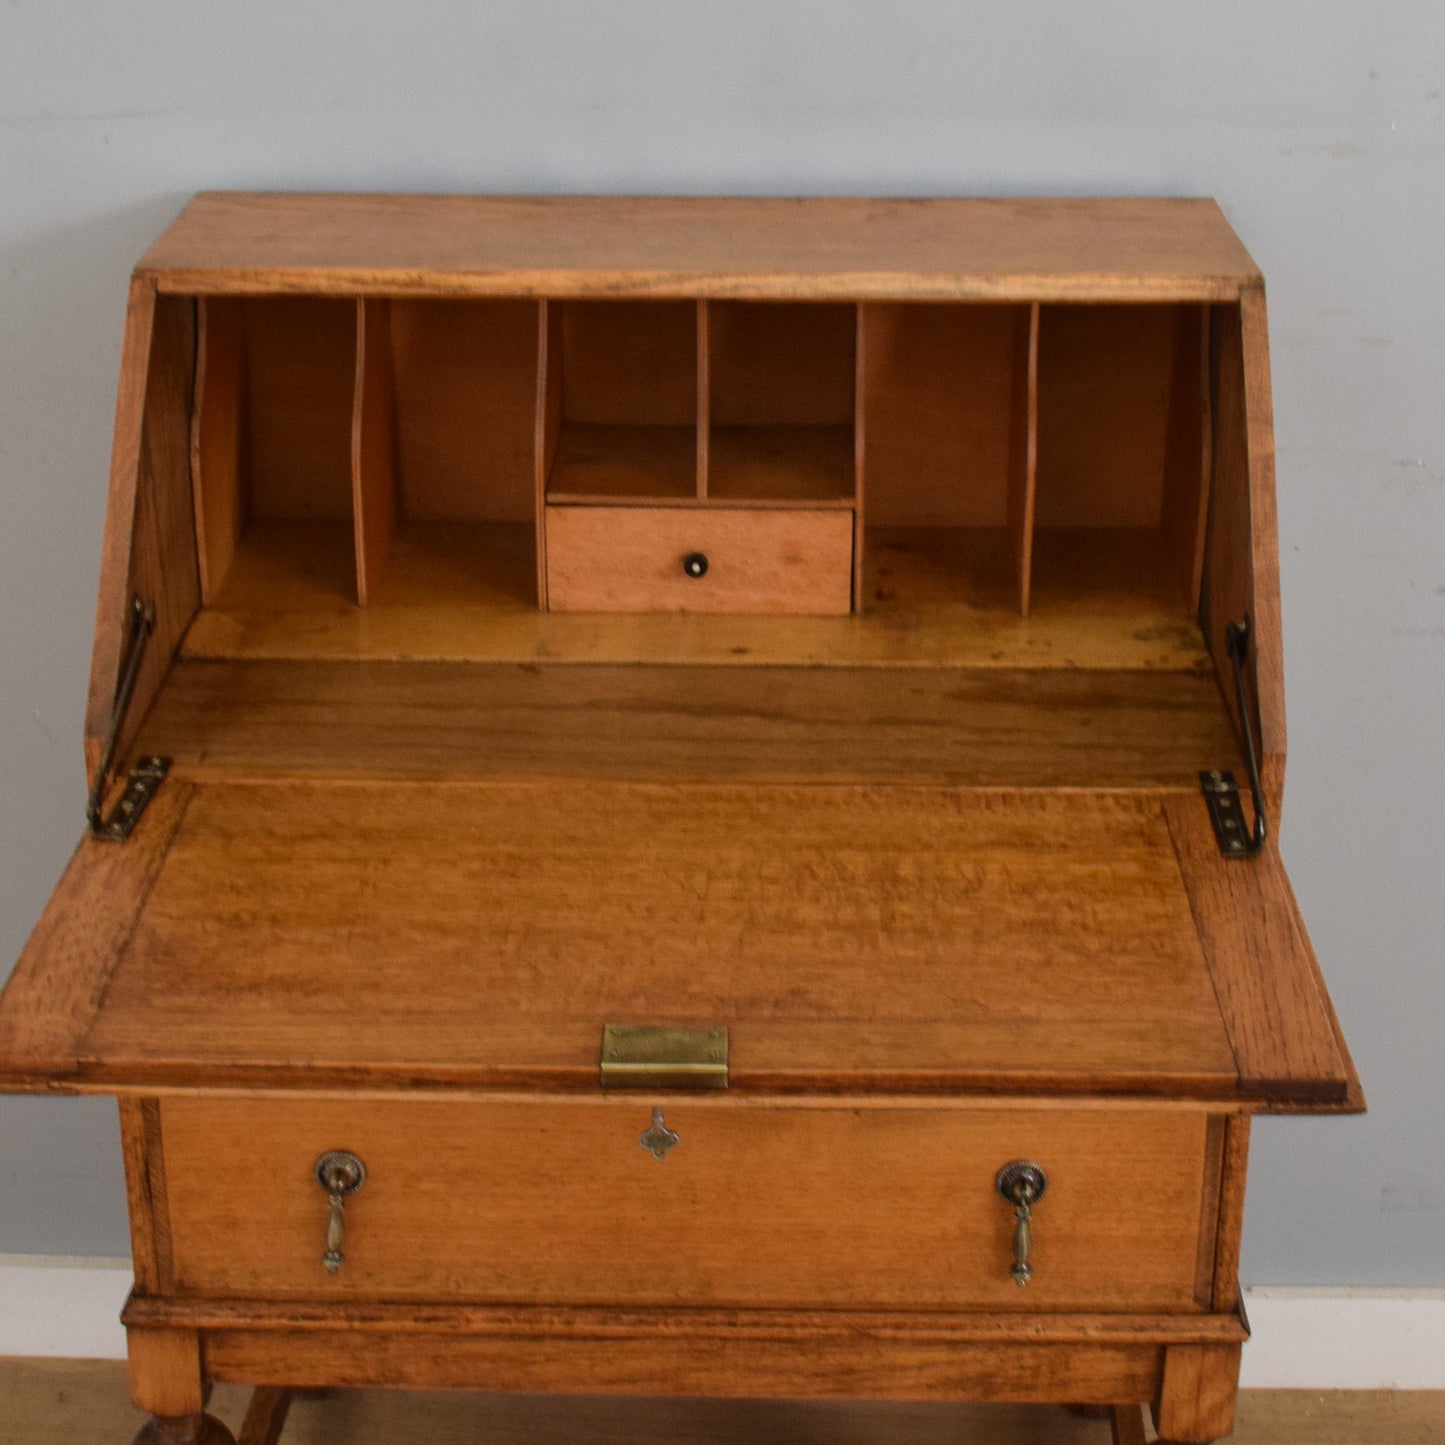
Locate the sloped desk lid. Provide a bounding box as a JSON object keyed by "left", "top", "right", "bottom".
{"left": 0, "top": 780, "right": 1356, "bottom": 1109}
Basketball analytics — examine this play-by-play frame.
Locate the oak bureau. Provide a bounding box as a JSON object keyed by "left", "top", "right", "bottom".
{"left": 0, "top": 195, "right": 1361, "bottom": 1445}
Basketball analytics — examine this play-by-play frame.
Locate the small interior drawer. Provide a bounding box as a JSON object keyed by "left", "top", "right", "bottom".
{"left": 544, "top": 505, "right": 854, "bottom": 614}
{"left": 157, "top": 1095, "right": 1217, "bottom": 1310}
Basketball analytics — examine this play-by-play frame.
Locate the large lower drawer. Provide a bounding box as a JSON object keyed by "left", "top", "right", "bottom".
{"left": 544, "top": 504, "right": 855, "bottom": 613}
{"left": 156, "top": 1096, "right": 1219, "bottom": 1310}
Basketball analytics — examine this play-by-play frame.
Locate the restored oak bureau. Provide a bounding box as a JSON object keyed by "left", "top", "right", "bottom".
{"left": 0, "top": 196, "right": 1361, "bottom": 1445}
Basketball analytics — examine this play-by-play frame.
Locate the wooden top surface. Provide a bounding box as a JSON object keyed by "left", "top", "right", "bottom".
{"left": 138, "top": 194, "right": 1261, "bottom": 301}
{"left": 0, "top": 780, "right": 1354, "bottom": 1107}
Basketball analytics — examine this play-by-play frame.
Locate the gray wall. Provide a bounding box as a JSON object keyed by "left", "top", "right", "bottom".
{"left": 2, "top": 3, "right": 1442, "bottom": 1285}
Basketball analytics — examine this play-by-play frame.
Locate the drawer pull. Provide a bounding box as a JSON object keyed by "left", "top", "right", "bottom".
{"left": 681, "top": 551, "right": 709, "bottom": 578}
{"left": 314, "top": 1150, "right": 367, "bottom": 1274}
{"left": 995, "top": 1160, "right": 1048, "bottom": 1287}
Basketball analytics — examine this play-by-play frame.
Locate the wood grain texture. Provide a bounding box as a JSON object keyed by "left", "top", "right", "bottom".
{"left": 1112, "top": 1403, "right": 1149, "bottom": 1445}
{"left": 0, "top": 781, "right": 194, "bottom": 1090}
{"left": 545, "top": 505, "right": 854, "bottom": 614}
{"left": 131, "top": 658, "right": 1245, "bottom": 790}
{"left": 158, "top": 1095, "right": 1211, "bottom": 1309}
{"left": 1201, "top": 294, "right": 1285, "bottom": 813}
{"left": 241, "top": 297, "right": 355, "bottom": 522}
{"left": 1162, "top": 303, "right": 1212, "bottom": 612}
{"left": 389, "top": 298, "right": 539, "bottom": 522}
{"left": 137, "top": 195, "right": 1262, "bottom": 301}
{"left": 1211, "top": 1116, "right": 1252, "bottom": 1312}
{"left": 4, "top": 1362, "right": 1442, "bottom": 1445}
{"left": 118, "top": 1098, "right": 172, "bottom": 1295}
{"left": 189, "top": 298, "right": 247, "bottom": 602}
{"left": 235, "top": 1388, "right": 289, "bottom": 1445}
{"left": 1008, "top": 303, "right": 1040, "bottom": 614}
{"left": 1035, "top": 304, "right": 1175, "bottom": 530}
{"left": 199, "top": 1331, "right": 1164, "bottom": 1405}
{"left": 351, "top": 299, "right": 397, "bottom": 604}
{"left": 858, "top": 302, "right": 1021, "bottom": 528}
{"left": 86, "top": 278, "right": 157, "bottom": 781}
{"left": 1165, "top": 799, "right": 1358, "bottom": 1108}
{"left": 707, "top": 301, "right": 854, "bottom": 426}
{"left": 92, "top": 293, "right": 200, "bottom": 781}
{"left": 1156, "top": 1342, "right": 1242, "bottom": 1443}
{"left": 127, "top": 1328, "right": 203, "bottom": 1417}
{"left": 70, "top": 784, "right": 1247, "bottom": 1097}
{"left": 184, "top": 519, "right": 1212, "bottom": 668}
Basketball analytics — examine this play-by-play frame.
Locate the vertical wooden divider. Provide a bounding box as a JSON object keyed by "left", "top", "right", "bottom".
{"left": 534, "top": 300, "right": 563, "bottom": 609}
{"left": 189, "top": 296, "right": 248, "bottom": 603}
{"left": 1161, "top": 302, "right": 1213, "bottom": 613}
{"left": 852, "top": 303, "right": 867, "bottom": 614}
{"left": 351, "top": 299, "right": 399, "bottom": 606}
{"left": 1006, "top": 303, "right": 1040, "bottom": 616}
{"left": 696, "top": 300, "right": 710, "bottom": 498}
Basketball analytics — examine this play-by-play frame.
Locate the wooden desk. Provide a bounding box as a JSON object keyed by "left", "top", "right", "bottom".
{"left": 0, "top": 195, "right": 1360, "bottom": 1445}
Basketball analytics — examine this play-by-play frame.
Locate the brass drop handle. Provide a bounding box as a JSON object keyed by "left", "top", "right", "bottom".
{"left": 314, "top": 1150, "right": 366, "bottom": 1275}
{"left": 995, "top": 1160, "right": 1048, "bottom": 1287}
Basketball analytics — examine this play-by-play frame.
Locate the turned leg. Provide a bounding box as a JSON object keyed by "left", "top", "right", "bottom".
{"left": 128, "top": 1326, "right": 237, "bottom": 1445}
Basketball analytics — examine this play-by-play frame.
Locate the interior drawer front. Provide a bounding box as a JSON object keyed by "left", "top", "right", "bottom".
{"left": 545, "top": 505, "right": 854, "bottom": 614}
{"left": 160, "top": 1097, "right": 1214, "bottom": 1310}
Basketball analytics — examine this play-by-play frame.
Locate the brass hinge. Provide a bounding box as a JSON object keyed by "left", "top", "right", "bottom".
{"left": 1200, "top": 617, "right": 1268, "bottom": 860}
{"left": 601, "top": 1025, "right": 729, "bottom": 1090}
{"left": 87, "top": 596, "right": 171, "bottom": 842}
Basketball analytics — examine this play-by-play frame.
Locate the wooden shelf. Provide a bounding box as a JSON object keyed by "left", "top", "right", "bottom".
{"left": 545, "top": 423, "right": 697, "bottom": 503}
{"left": 185, "top": 523, "right": 1210, "bottom": 669}
{"left": 707, "top": 425, "right": 854, "bottom": 505}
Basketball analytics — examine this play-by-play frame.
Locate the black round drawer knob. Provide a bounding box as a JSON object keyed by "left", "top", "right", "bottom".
{"left": 682, "top": 552, "right": 709, "bottom": 579}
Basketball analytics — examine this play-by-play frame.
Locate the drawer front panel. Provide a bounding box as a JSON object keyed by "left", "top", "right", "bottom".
{"left": 545, "top": 505, "right": 854, "bottom": 614}
{"left": 161, "top": 1097, "right": 1214, "bottom": 1310}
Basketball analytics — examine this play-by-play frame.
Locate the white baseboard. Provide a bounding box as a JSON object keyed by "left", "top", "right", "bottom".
{"left": 1, "top": 1259, "right": 1441, "bottom": 1388}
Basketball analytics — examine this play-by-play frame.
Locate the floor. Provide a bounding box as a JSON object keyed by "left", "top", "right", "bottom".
{"left": 2, "top": 1360, "right": 1442, "bottom": 1444}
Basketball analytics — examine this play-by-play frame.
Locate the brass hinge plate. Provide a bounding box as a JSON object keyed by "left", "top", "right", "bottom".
{"left": 1200, "top": 768, "right": 1262, "bottom": 859}
{"left": 601, "top": 1025, "right": 729, "bottom": 1091}
{"left": 91, "top": 756, "right": 171, "bottom": 842}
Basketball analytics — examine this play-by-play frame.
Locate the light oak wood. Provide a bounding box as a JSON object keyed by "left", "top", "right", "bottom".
{"left": 1156, "top": 1341, "right": 1243, "bottom": 1442}
{"left": 241, "top": 297, "right": 356, "bottom": 524}
{"left": 5, "top": 196, "right": 1361, "bottom": 1445}
{"left": 189, "top": 298, "right": 247, "bottom": 602}
{"left": 184, "top": 519, "right": 1213, "bottom": 668}
{"left": 859, "top": 301, "right": 1022, "bottom": 528}
{"left": 1209, "top": 1117, "right": 1251, "bottom": 1312}
{"left": 1161, "top": 303, "right": 1212, "bottom": 611}
{"left": 545, "top": 504, "right": 854, "bottom": 613}
{"left": 5, "top": 1362, "right": 1443, "bottom": 1445}
{"left": 26, "top": 785, "right": 1250, "bottom": 1096}
{"left": 1009, "top": 303, "right": 1040, "bottom": 614}
{"left": 156, "top": 1095, "right": 1214, "bottom": 1309}
{"left": 127, "top": 1327, "right": 203, "bottom": 1417}
{"left": 1165, "top": 801, "right": 1357, "bottom": 1105}
{"left": 137, "top": 195, "right": 1263, "bottom": 301}
{"left": 389, "top": 298, "right": 539, "bottom": 522}
{"left": 350, "top": 299, "right": 397, "bottom": 603}
{"left": 131, "top": 659, "right": 1247, "bottom": 790}
{"left": 87, "top": 277, "right": 158, "bottom": 782}
{"left": 88, "top": 293, "right": 200, "bottom": 784}
{"left": 0, "top": 780, "right": 194, "bottom": 1091}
